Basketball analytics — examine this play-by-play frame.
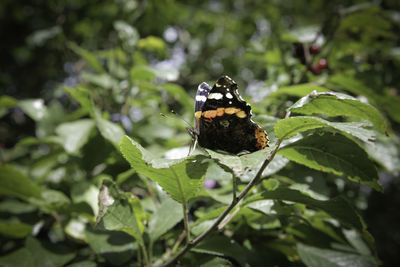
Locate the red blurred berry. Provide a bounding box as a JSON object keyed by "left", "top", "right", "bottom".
{"left": 317, "top": 58, "right": 328, "bottom": 69}
{"left": 309, "top": 44, "right": 321, "bottom": 55}
{"left": 310, "top": 65, "right": 321, "bottom": 75}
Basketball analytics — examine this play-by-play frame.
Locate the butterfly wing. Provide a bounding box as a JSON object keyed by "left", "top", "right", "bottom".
{"left": 197, "top": 76, "right": 268, "bottom": 154}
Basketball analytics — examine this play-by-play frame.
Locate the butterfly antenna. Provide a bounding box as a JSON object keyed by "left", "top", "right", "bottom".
{"left": 160, "top": 110, "right": 193, "bottom": 129}
{"left": 160, "top": 111, "right": 197, "bottom": 157}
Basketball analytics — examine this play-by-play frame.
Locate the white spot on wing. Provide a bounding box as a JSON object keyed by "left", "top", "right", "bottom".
{"left": 207, "top": 93, "right": 224, "bottom": 100}
{"left": 196, "top": 95, "right": 207, "bottom": 102}
{"left": 226, "top": 92, "right": 233, "bottom": 99}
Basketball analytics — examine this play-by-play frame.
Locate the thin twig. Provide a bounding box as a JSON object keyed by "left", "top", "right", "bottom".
{"left": 182, "top": 202, "right": 190, "bottom": 244}
{"left": 159, "top": 111, "right": 290, "bottom": 267}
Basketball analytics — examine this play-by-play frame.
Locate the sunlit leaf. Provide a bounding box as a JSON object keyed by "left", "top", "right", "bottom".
{"left": 289, "top": 91, "right": 386, "bottom": 133}
{"left": 271, "top": 84, "right": 327, "bottom": 97}
{"left": 18, "top": 99, "right": 48, "bottom": 121}
{"left": 56, "top": 119, "right": 95, "bottom": 153}
{"left": 120, "top": 136, "right": 209, "bottom": 203}
{"left": 274, "top": 116, "right": 376, "bottom": 144}
{"left": 0, "top": 95, "right": 18, "bottom": 108}
{"left": 94, "top": 109, "right": 125, "bottom": 147}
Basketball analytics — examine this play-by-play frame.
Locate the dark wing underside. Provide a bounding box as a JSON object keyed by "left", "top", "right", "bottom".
{"left": 195, "top": 75, "right": 269, "bottom": 154}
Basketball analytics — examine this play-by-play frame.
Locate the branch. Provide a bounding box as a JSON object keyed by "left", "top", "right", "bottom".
{"left": 159, "top": 111, "right": 290, "bottom": 267}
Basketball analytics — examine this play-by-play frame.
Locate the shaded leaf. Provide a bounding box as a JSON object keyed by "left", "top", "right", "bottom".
{"left": 0, "top": 165, "right": 41, "bottom": 201}
{"left": 249, "top": 187, "right": 365, "bottom": 231}
{"left": 120, "top": 136, "right": 209, "bottom": 203}
{"left": 297, "top": 243, "right": 377, "bottom": 267}
{"left": 289, "top": 91, "right": 386, "bottom": 133}
{"left": 148, "top": 197, "right": 183, "bottom": 242}
{"left": 0, "top": 248, "right": 34, "bottom": 267}
{"left": 68, "top": 42, "right": 104, "bottom": 72}
{"left": 278, "top": 133, "right": 381, "bottom": 191}
{"left": 25, "top": 236, "right": 76, "bottom": 267}
{"left": 86, "top": 229, "right": 136, "bottom": 266}
{"left": 193, "top": 235, "right": 248, "bottom": 266}
{"left": 0, "top": 220, "right": 32, "bottom": 238}
{"left": 162, "top": 83, "right": 193, "bottom": 111}
{"left": 97, "top": 199, "right": 143, "bottom": 244}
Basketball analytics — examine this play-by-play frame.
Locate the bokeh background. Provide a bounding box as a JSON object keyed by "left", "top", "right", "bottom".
{"left": 1, "top": 0, "right": 400, "bottom": 266}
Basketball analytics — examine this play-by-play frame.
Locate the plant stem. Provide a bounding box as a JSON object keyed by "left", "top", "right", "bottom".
{"left": 182, "top": 202, "right": 190, "bottom": 244}
{"left": 232, "top": 176, "right": 237, "bottom": 201}
{"left": 159, "top": 111, "right": 290, "bottom": 267}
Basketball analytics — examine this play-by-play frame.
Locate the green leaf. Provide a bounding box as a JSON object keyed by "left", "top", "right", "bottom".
{"left": 71, "top": 182, "right": 99, "bottom": 216}
{"left": 0, "top": 165, "right": 41, "bottom": 201}
{"left": 86, "top": 229, "right": 136, "bottom": 266}
{"left": 97, "top": 199, "right": 143, "bottom": 244}
{"left": 66, "top": 261, "right": 97, "bottom": 267}
{"left": 55, "top": 119, "right": 95, "bottom": 153}
{"left": 192, "top": 235, "right": 248, "bottom": 266}
{"left": 329, "top": 74, "right": 379, "bottom": 102}
{"left": 206, "top": 147, "right": 277, "bottom": 181}
{"left": 81, "top": 72, "right": 117, "bottom": 89}
{"left": 25, "top": 236, "right": 76, "bottom": 267}
{"left": 297, "top": 243, "right": 377, "bottom": 267}
{"left": 274, "top": 116, "right": 375, "bottom": 144}
{"left": 253, "top": 187, "right": 365, "bottom": 231}
{"left": 162, "top": 83, "right": 193, "bottom": 111}
{"left": 114, "top": 20, "right": 139, "bottom": 50}
{"left": 94, "top": 109, "right": 125, "bottom": 147}
{"left": 0, "top": 95, "right": 18, "bottom": 108}
{"left": 148, "top": 197, "right": 183, "bottom": 242}
{"left": 64, "top": 86, "right": 93, "bottom": 115}
{"left": 137, "top": 36, "right": 166, "bottom": 58}
{"left": 278, "top": 133, "right": 381, "bottom": 191}
{"left": 0, "top": 248, "right": 34, "bottom": 267}
{"left": 271, "top": 84, "right": 327, "bottom": 97}
{"left": 18, "top": 99, "right": 48, "bottom": 121}
{"left": 120, "top": 136, "right": 209, "bottom": 203}
{"left": 68, "top": 42, "right": 104, "bottom": 72}
{"left": 0, "top": 220, "right": 32, "bottom": 238}
{"left": 130, "top": 66, "right": 156, "bottom": 83}
{"left": 289, "top": 91, "right": 386, "bottom": 133}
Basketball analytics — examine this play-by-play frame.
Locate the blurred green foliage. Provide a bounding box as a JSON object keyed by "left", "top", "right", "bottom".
{"left": 1, "top": 0, "right": 400, "bottom": 266}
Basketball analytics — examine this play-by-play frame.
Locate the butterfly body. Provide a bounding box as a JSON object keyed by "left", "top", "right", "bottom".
{"left": 193, "top": 75, "right": 268, "bottom": 154}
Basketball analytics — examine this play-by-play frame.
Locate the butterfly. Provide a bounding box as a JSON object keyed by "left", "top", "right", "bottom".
{"left": 190, "top": 75, "right": 268, "bottom": 154}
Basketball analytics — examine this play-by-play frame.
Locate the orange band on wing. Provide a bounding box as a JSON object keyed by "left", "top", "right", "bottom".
{"left": 254, "top": 127, "right": 269, "bottom": 149}
{"left": 224, "top": 107, "right": 240, "bottom": 114}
